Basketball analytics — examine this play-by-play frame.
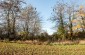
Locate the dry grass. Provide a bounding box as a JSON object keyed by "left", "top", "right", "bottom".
{"left": 0, "top": 42, "right": 85, "bottom": 55}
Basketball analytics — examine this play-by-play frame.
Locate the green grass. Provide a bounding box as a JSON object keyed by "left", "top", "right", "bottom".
{"left": 0, "top": 42, "right": 85, "bottom": 55}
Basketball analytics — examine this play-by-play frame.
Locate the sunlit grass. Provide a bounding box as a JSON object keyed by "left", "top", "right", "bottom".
{"left": 0, "top": 42, "right": 85, "bottom": 55}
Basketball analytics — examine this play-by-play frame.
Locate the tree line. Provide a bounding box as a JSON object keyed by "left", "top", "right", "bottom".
{"left": 0, "top": 0, "right": 41, "bottom": 40}
{"left": 0, "top": 0, "right": 85, "bottom": 41}
{"left": 51, "top": 2, "right": 85, "bottom": 41}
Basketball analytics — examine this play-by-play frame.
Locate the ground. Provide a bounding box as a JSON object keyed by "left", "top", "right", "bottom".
{"left": 0, "top": 42, "right": 85, "bottom": 55}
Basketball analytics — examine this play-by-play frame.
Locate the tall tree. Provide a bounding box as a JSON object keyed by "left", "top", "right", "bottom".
{"left": 51, "top": 3, "right": 66, "bottom": 40}
{"left": 21, "top": 5, "right": 41, "bottom": 39}
{"left": 0, "top": 0, "right": 23, "bottom": 39}
{"left": 67, "top": 5, "right": 74, "bottom": 38}
{"left": 77, "top": 6, "right": 85, "bottom": 32}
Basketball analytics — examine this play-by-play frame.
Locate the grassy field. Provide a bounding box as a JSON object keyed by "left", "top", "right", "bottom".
{"left": 0, "top": 42, "right": 85, "bottom": 55}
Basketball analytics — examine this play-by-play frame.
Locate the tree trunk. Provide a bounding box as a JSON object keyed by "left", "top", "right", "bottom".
{"left": 69, "top": 15, "right": 73, "bottom": 38}
{"left": 7, "top": 10, "right": 10, "bottom": 38}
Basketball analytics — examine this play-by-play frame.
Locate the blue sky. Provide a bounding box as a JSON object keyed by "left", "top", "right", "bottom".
{"left": 24, "top": 0, "right": 85, "bottom": 35}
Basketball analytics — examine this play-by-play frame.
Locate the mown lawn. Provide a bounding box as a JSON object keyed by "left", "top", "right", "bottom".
{"left": 0, "top": 42, "right": 85, "bottom": 55}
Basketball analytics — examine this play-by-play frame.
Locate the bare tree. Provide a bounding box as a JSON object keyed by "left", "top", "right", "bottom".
{"left": 51, "top": 3, "right": 66, "bottom": 40}
{"left": 21, "top": 5, "right": 41, "bottom": 40}
{"left": 67, "top": 5, "right": 74, "bottom": 38}
{"left": 0, "top": 0, "right": 24, "bottom": 39}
